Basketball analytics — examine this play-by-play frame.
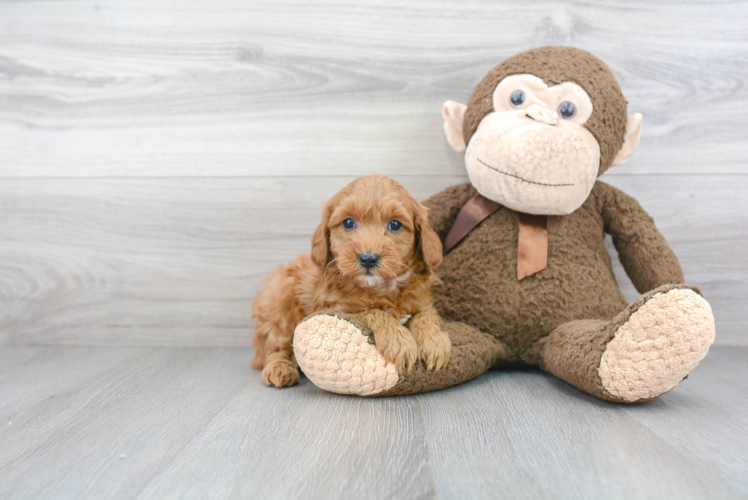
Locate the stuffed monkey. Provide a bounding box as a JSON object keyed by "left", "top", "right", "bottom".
{"left": 292, "top": 46, "right": 715, "bottom": 403}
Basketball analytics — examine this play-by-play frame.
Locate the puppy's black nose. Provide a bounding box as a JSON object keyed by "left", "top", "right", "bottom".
{"left": 358, "top": 253, "right": 380, "bottom": 269}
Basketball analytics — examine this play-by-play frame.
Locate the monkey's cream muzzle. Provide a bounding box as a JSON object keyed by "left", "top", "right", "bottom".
{"left": 464, "top": 108, "right": 601, "bottom": 216}
{"left": 462, "top": 74, "right": 601, "bottom": 215}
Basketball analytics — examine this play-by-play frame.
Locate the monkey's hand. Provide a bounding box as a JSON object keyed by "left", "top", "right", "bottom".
{"left": 358, "top": 310, "right": 418, "bottom": 373}
{"left": 409, "top": 310, "right": 451, "bottom": 371}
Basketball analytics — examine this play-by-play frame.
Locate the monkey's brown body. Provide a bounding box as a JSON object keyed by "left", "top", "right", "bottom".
{"left": 426, "top": 181, "right": 683, "bottom": 363}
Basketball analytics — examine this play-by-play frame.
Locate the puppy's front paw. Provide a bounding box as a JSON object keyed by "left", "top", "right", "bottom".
{"left": 416, "top": 325, "right": 451, "bottom": 371}
{"left": 262, "top": 359, "right": 300, "bottom": 387}
{"left": 375, "top": 324, "right": 418, "bottom": 374}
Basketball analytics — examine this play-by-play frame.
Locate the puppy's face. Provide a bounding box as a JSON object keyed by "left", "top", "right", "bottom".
{"left": 328, "top": 192, "right": 414, "bottom": 288}
{"left": 311, "top": 176, "right": 442, "bottom": 289}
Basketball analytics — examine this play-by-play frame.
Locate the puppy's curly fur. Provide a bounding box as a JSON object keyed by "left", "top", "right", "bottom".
{"left": 252, "top": 175, "right": 450, "bottom": 387}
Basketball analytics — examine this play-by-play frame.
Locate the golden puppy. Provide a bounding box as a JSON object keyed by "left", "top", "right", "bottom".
{"left": 251, "top": 175, "right": 450, "bottom": 387}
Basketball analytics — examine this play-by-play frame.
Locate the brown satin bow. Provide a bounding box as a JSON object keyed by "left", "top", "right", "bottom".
{"left": 444, "top": 194, "right": 548, "bottom": 280}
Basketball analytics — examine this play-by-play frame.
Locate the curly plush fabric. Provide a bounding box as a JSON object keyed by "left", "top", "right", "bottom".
{"left": 536, "top": 284, "right": 711, "bottom": 402}
{"left": 598, "top": 287, "right": 715, "bottom": 402}
{"left": 294, "top": 312, "right": 399, "bottom": 396}
{"left": 295, "top": 313, "right": 507, "bottom": 396}
{"left": 377, "top": 321, "right": 506, "bottom": 396}
{"left": 462, "top": 46, "right": 628, "bottom": 175}
{"left": 423, "top": 181, "right": 684, "bottom": 363}
{"left": 296, "top": 285, "right": 714, "bottom": 401}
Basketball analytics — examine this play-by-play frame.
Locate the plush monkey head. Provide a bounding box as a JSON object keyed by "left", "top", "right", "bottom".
{"left": 443, "top": 46, "right": 643, "bottom": 215}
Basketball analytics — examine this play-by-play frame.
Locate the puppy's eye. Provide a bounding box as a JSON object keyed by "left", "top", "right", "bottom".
{"left": 342, "top": 218, "right": 356, "bottom": 230}
{"left": 558, "top": 101, "right": 576, "bottom": 119}
{"left": 387, "top": 220, "right": 402, "bottom": 232}
{"left": 510, "top": 90, "right": 526, "bottom": 108}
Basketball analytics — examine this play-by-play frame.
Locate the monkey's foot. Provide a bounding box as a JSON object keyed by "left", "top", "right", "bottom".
{"left": 598, "top": 286, "right": 715, "bottom": 403}
{"left": 294, "top": 311, "right": 505, "bottom": 397}
{"left": 293, "top": 312, "right": 399, "bottom": 396}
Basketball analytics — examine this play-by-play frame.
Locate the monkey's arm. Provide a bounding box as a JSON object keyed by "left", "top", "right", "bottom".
{"left": 595, "top": 181, "right": 684, "bottom": 293}
{"left": 421, "top": 183, "right": 478, "bottom": 242}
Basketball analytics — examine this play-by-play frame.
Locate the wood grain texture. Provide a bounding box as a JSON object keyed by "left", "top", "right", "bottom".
{"left": 0, "top": 0, "right": 745, "bottom": 346}
{"left": 0, "top": 345, "right": 746, "bottom": 499}
{"left": 1, "top": 175, "right": 745, "bottom": 345}
{"left": 0, "top": 175, "right": 463, "bottom": 345}
{"left": 0, "top": 0, "right": 747, "bottom": 178}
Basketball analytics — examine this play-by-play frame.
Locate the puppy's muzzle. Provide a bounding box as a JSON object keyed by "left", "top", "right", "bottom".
{"left": 358, "top": 252, "right": 380, "bottom": 270}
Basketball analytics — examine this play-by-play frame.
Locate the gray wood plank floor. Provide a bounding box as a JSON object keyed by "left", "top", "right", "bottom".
{"left": 1, "top": 345, "right": 746, "bottom": 499}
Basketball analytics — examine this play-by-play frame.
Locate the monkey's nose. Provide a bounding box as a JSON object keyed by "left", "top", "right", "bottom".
{"left": 358, "top": 253, "right": 380, "bottom": 270}
{"left": 525, "top": 105, "right": 558, "bottom": 126}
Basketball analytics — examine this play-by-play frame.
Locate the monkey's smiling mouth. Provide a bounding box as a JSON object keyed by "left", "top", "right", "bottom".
{"left": 478, "top": 159, "right": 574, "bottom": 187}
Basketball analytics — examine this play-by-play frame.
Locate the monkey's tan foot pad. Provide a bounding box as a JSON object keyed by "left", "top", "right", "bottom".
{"left": 599, "top": 287, "right": 715, "bottom": 403}
{"left": 293, "top": 312, "right": 399, "bottom": 396}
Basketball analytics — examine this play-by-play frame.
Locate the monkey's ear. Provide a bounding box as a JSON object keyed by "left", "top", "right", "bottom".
{"left": 310, "top": 206, "right": 331, "bottom": 269}
{"left": 611, "top": 113, "right": 643, "bottom": 167}
{"left": 442, "top": 101, "right": 468, "bottom": 153}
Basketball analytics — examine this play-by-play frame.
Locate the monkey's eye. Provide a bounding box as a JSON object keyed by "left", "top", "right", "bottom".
{"left": 558, "top": 102, "right": 576, "bottom": 119}
{"left": 342, "top": 218, "right": 356, "bottom": 230}
{"left": 387, "top": 220, "right": 402, "bottom": 232}
{"left": 510, "top": 90, "right": 526, "bottom": 108}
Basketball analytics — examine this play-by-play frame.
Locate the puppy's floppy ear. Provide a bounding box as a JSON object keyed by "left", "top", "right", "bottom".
{"left": 311, "top": 203, "right": 332, "bottom": 269}
{"left": 414, "top": 204, "right": 443, "bottom": 270}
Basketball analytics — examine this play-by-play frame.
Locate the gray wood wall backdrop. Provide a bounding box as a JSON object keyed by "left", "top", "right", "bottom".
{"left": 0, "top": 0, "right": 746, "bottom": 346}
